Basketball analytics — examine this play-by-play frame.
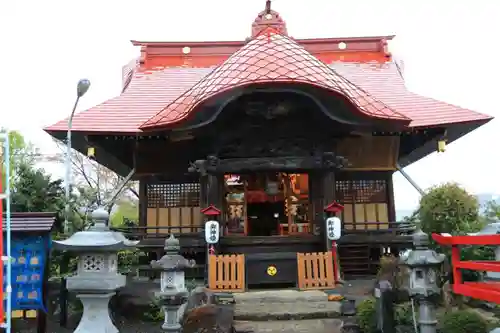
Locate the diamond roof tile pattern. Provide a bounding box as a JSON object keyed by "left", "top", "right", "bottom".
{"left": 140, "top": 29, "right": 409, "bottom": 130}
{"left": 44, "top": 61, "right": 492, "bottom": 134}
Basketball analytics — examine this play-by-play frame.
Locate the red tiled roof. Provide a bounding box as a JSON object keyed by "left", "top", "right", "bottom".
{"left": 140, "top": 29, "right": 409, "bottom": 130}
{"left": 44, "top": 61, "right": 492, "bottom": 134}
{"left": 46, "top": 67, "right": 211, "bottom": 133}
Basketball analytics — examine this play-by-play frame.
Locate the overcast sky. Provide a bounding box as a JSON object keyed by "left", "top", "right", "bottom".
{"left": 0, "top": 0, "right": 498, "bottom": 209}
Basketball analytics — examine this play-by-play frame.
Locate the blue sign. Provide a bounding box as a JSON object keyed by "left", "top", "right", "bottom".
{"left": 3, "top": 235, "right": 50, "bottom": 310}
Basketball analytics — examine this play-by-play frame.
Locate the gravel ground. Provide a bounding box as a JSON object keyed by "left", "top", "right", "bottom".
{"left": 13, "top": 317, "right": 168, "bottom": 333}
{"left": 235, "top": 319, "right": 343, "bottom": 333}
{"left": 13, "top": 318, "right": 344, "bottom": 333}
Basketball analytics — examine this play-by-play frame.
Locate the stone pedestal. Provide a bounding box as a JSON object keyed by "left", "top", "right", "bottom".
{"left": 53, "top": 208, "right": 138, "bottom": 333}
{"left": 74, "top": 293, "right": 117, "bottom": 333}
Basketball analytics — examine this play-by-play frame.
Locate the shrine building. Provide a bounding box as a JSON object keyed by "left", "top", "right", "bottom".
{"left": 45, "top": 2, "right": 492, "bottom": 286}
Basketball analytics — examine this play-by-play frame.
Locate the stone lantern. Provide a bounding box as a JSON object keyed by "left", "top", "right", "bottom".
{"left": 151, "top": 234, "right": 196, "bottom": 332}
{"left": 53, "top": 208, "right": 138, "bottom": 333}
{"left": 400, "top": 229, "right": 445, "bottom": 333}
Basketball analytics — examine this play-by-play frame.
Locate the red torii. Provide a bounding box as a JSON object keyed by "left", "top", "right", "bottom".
{"left": 432, "top": 233, "right": 500, "bottom": 303}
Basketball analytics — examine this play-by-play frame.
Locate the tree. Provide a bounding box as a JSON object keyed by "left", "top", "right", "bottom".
{"left": 418, "top": 182, "right": 482, "bottom": 235}
{"left": 483, "top": 200, "right": 500, "bottom": 220}
{"left": 50, "top": 142, "right": 139, "bottom": 221}
{"left": 0, "top": 129, "right": 38, "bottom": 186}
{"left": 10, "top": 164, "right": 65, "bottom": 215}
{"left": 110, "top": 199, "right": 139, "bottom": 227}
{"left": 0, "top": 130, "right": 67, "bottom": 227}
{"left": 418, "top": 182, "right": 492, "bottom": 284}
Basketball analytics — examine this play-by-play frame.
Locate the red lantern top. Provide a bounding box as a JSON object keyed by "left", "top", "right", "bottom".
{"left": 324, "top": 201, "right": 344, "bottom": 213}
{"left": 201, "top": 205, "right": 221, "bottom": 216}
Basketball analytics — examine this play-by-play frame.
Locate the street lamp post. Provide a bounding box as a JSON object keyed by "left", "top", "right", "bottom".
{"left": 64, "top": 79, "right": 90, "bottom": 234}
{"left": 60, "top": 79, "right": 90, "bottom": 328}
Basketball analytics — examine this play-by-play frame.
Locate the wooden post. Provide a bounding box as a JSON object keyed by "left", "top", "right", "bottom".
{"left": 386, "top": 172, "right": 396, "bottom": 222}
{"left": 331, "top": 240, "right": 339, "bottom": 283}
{"left": 207, "top": 174, "right": 220, "bottom": 207}
{"left": 138, "top": 179, "right": 147, "bottom": 234}
{"left": 308, "top": 171, "right": 323, "bottom": 236}
{"left": 322, "top": 171, "right": 336, "bottom": 250}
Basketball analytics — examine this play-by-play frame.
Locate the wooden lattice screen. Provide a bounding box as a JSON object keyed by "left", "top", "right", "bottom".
{"left": 146, "top": 182, "right": 202, "bottom": 233}
{"left": 335, "top": 178, "right": 390, "bottom": 230}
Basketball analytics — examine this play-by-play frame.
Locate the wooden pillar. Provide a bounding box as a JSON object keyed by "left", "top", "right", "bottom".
{"left": 386, "top": 172, "right": 396, "bottom": 222}
{"left": 199, "top": 175, "right": 208, "bottom": 221}
{"left": 322, "top": 171, "right": 336, "bottom": 251}
{"left": 309, "top": 171, "right": 324, "bottom": 237}
{"left": 138, "top": 179, "right": 147, "bottom": 229}
{"left": 207, "top": 174, "right": 223, "bottom": 208}
{"left": 202, "top": 174, "right": 225, "bottom": 227}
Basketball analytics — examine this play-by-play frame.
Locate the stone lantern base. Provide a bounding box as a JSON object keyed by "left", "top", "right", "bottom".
{"left": 74, "top": 293, "right": 118, "bottom": 333}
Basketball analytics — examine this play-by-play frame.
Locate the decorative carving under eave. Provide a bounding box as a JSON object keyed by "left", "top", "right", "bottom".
{"left": 188, "top": 153, "right": 348, "bottom": 174}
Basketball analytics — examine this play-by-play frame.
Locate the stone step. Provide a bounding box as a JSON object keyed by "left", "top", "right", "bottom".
{"left": 233, "top": 290, "right": 343, "bottom": 321}
{"left": 234, "top": 318, "right": 343, "bottom": 333}
{"left": 234, "top": 301, "right": 342, "bottom": 321}
{"left": 233, "top": 290, "right": 329, "bottom": 303}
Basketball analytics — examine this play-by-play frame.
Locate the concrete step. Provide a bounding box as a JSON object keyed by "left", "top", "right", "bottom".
{"left": 234, "top": 318, "right": 343, "bottom": 333}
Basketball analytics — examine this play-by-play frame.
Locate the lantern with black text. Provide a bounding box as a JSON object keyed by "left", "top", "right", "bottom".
{"left": 205, "top": 221, "right": 220, "bottom": 245}
{"left": 324, "top": 201, "right": 344, "bottom": 283}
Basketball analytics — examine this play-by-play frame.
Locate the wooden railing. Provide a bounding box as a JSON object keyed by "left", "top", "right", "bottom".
{"left": 297, "top": 252, "right": 336, "bottom": 290}
{"left": 278, "top": 223, "right": 311, "bottom": 235}
{"left": 111, "top": 225, "right": 204, "bottom": 238}
{"left": 342, "top": 221, "right": 415, "bottom": 234}
{"left": 112, "top": 220, "right": 415, "bottom": 239}
{"left": 208, "top": 254, "right": 245, "bottom": 292}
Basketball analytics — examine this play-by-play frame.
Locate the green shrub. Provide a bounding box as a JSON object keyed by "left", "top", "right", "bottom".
{"left": 357, "top": 298, "right": 418, "bottom": 333}
{"left": 441, "top": 310, "right": 488, "bottom": 333}
{"left": 142, "top": 300, "right": 164, "bottom": 322}
{"left": 356, "top": 298, "right": 377, "bottom": 333}
{"left": 394, "top": 302, "right": 414, "bottom": 327}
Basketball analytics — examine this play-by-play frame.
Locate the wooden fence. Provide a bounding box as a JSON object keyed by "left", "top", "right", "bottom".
{"left": 208, "top": 254, "right": 245, "bottom": 292}
{"left": 297, "top": 252, "right": 336, "bottom": 290}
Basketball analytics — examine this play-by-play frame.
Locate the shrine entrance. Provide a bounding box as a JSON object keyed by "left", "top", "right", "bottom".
{"left": 224, "top": 172, "right": 310, "bottom": 236}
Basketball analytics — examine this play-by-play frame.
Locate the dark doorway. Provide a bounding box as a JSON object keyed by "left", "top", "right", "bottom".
{"left": 247, "top": 201, "right": 284, "bottom": 236}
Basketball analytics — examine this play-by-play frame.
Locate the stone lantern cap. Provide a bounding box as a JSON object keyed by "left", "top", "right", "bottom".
{"left": 151, "top": 234, "right": 196, "bottom": 271}
{"left": 400, "top": 229, "right": 446, "bottom": 267}
{"left": 53, "top": 207, "right": 139, "bottom": 252}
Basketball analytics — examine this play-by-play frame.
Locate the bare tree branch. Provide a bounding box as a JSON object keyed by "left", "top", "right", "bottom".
{"left": 52, "top": 140, "right": 139, "bottom": 217}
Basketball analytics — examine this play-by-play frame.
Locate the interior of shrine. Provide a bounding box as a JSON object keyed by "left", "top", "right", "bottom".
{"left": 224, "top": 173, "right": 310, "bottom": 237}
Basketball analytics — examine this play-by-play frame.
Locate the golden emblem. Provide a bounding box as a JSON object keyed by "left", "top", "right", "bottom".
{"left": 267, "top": 265, "right": 277, "bottom": 276}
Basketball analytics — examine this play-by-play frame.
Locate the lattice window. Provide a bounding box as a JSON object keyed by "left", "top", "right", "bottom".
{"left": 335, "top": 180, "right": 387, "bottom": 204}
{"left": 82, "top": 255, "right": 105, "bottom": 272}
{"left": 147, "top": 182, "right": 200, "bottom": 208}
